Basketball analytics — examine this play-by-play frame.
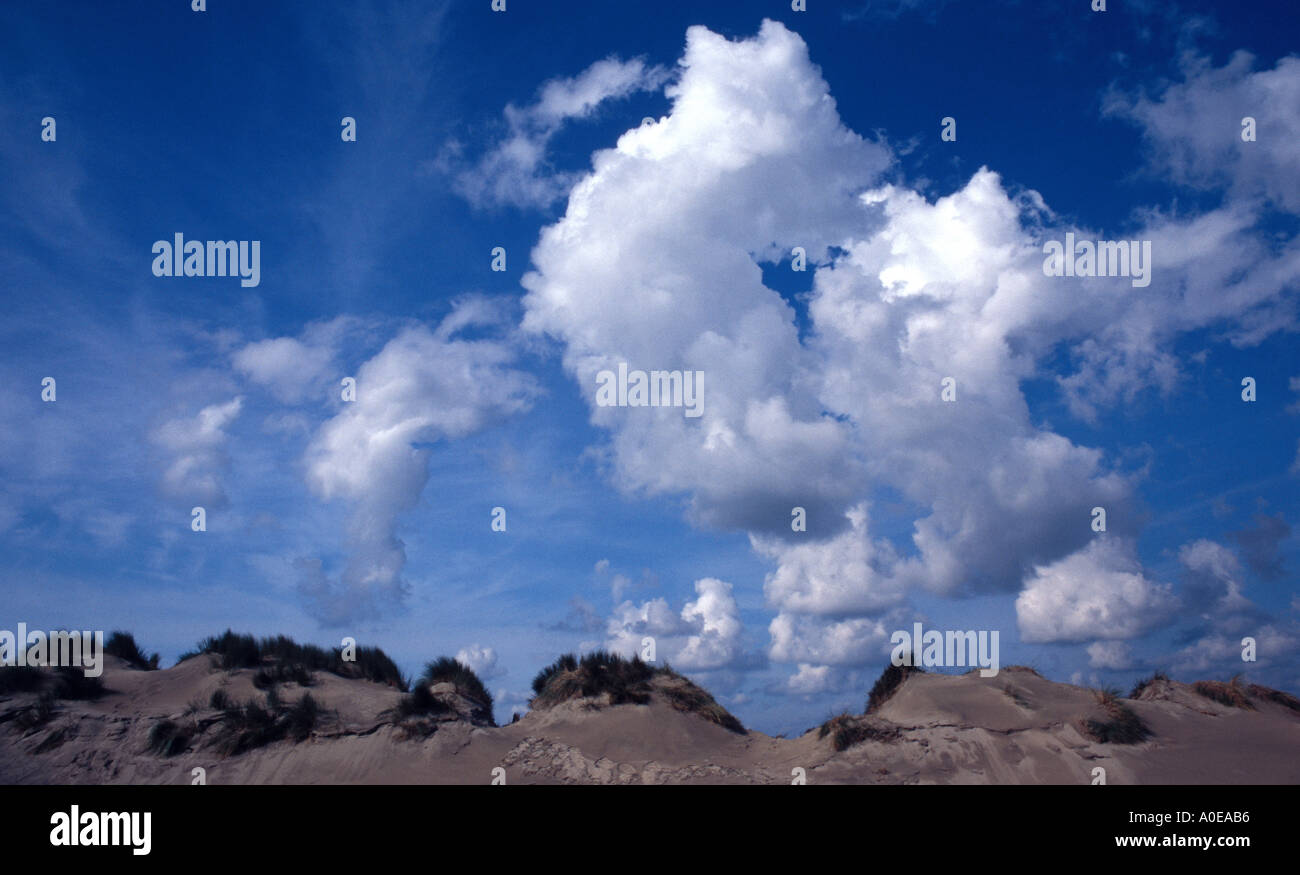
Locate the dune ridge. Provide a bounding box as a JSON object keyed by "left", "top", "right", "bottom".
{"left": 2, "top": 635, "right": 1298, "bottom": 785}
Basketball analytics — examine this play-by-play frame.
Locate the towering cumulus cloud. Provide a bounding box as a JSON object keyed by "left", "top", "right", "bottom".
{"left": 523, "top": 20, "right": 1299, "bottom": 687}
{"left": 523, "top": 21, "right": 888, "bottom": 534}
{"left": 301, "top": 302, "right": 538, "bottom": 624}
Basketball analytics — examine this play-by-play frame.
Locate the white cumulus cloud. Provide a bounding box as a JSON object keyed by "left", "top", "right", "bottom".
{"left": 1017, "top": 538, "right": 1178, "bottom": 643}
{"left": 605, "top": 577, "right": 747, "bottom": 671}
{"left": 299, "top": 301, "right": 538, "bottom": 624}
{"left": 456, "top": 644, "right": 504, "bottom": 680}
{"left": 517, "top": 20, "right": 1295, "bottom": 677}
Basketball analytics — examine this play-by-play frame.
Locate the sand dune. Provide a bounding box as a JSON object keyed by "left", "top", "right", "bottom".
{"left": 2, "top": 657, "right": 1297, "bottom": 785}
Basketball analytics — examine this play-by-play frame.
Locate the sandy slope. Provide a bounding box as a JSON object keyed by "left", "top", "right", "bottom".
{"left": 2, "top": 659, "right": 1296, "bottom": 785}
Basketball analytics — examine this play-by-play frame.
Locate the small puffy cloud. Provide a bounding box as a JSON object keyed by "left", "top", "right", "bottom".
{"left": 1087, "top": 640, "right": 1132, "bottom": 670}
{"left": 1016, "top": 537, "right": 1178, "bottom": 643}
{"left": 754, "top": 504, "right": 904, "bottom": 616}
{"left": 1179, "top": 538, "right": 1255, "bottom": 617}
{"left": 768, "top": 613, "right": 891, "bottom": 666}
{"left": 152, "top": 396, "right": 243, "bottom": 508}
{"left": 1173, "top": 625, "right": 1300, "bottom": 674}
{"left": 675, "top": 578, "right": 744, "bottom": 670}
{"left": 235, "top": 341, "right": 328, "bottom": 403}
{"left": 234, "top": 342, "right": 324, "bottom": 403}
{"left": 785, "top": 663, "right": 834, "bottom": 695}
{"left": 456, "top": 644, "right": 504, "bottom": 680}
{"left": 1172, "top": 634, "right": 1241, "bottom": 674}
{"left": 233, "top": 316, "right": 372, "bottom": 404}
{"left": 452, "top": 57, "right": 668, "bottom": 209}
{"left": 1106, "top": 52, "right": 1300, "bottom": 213}
{"left": 605, "top": 578, "right": 747, "bottom": 671}
{"left": 606, "top": 596, "right": 684, "bottom": 640}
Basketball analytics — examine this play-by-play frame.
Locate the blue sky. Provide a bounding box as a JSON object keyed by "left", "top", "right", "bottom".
{"left": 1, "top": 0, "right": 1297, "bottom": 734}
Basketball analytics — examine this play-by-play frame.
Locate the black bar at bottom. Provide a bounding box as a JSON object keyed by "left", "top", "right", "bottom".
{"left": 0, "top": 784, "right": 1290, "bottom": 861}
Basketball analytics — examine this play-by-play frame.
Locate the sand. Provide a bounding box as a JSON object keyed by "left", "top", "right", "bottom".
{"left": 2, "top": 658, "right": 1296, "bottom": 785}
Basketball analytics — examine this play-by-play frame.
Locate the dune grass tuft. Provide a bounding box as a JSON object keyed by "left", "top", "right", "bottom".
{"left": 531, "top": 650, "right": 655, "bottom": 707}
{"left": 1129, "top": 671, "right": 1168, "bottom": 699}
{"left": 420, "top": 657, "right": 493, "bottom": 709}
{"left": 819, "top": 713, "right": 900, "bottom": 751}
{"left": 529, "top": 652, "right": 745, "bottom": 733}
{"left": 395, "top": 683, "right": 453, "bottom": 718}
{"left": 531, "top": 653, "right": 578, "bottom": 696}
{"left": 178, "top": 629, "right": 406, "bottom": 689}
{"left": 1193, "top": 676, "right": 1255, "bottom": 710}
{"left": 210, "top": 689, "right": 326, "bottom": 756}
{"left": 105, "top": 631, "right": 160, "bottom": 671}
{"left": 392, "top": 657, "right": 495, "bottom": 732}
{"left": 1083, "top": 688, "right": 1153, "bottom": 744}
{"left": 865, "top": 662, "right": 924, "bottom": 714}
{"left": 1246, "top": 683, "right": 1300, "bottom": 714}
{"left": 1186, "top": 676, "right": 1300, "bottom": 713}
{"left": 253, "top": 662, "right": 314, "bottom": 690}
